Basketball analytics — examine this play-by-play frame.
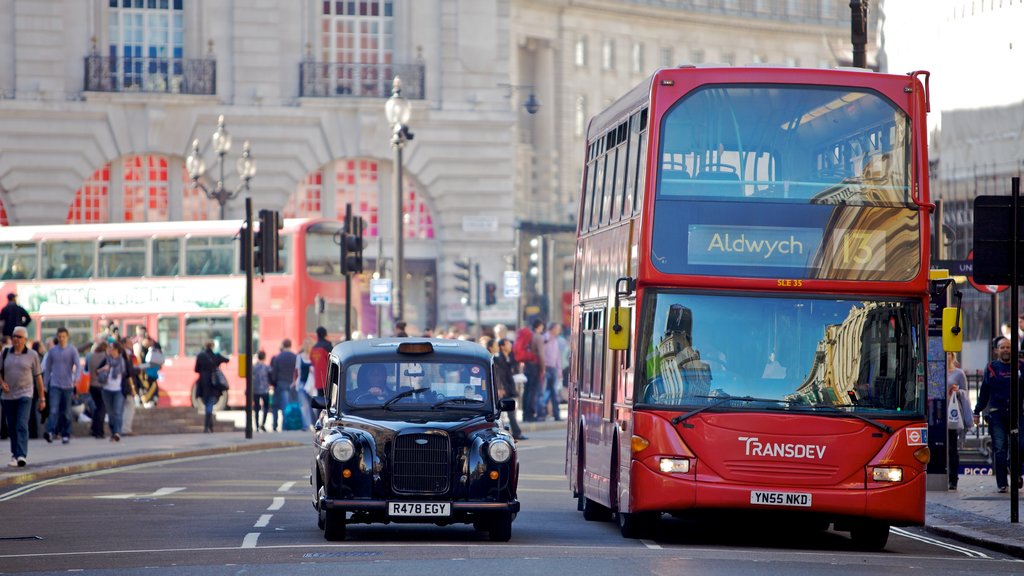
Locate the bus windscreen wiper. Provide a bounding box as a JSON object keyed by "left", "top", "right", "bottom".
{"left": 807, "top": 404, "right": 894, "bottom": 434}
{"left": 671, "top": 395, "right": 799, "bottom": 426}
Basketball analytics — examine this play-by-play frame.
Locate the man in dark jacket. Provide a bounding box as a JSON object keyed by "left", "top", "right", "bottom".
{"left": 974, "top": 336, "right": 1024, "bottom": 493}
{"left": 0, "top": 293, "right": 31, "bottom": 338}
{"left": 269, "top": 339, "right": 297, "bottom": 431}
{"left": 493, "top": 338, "right": 525, "bottom": 441}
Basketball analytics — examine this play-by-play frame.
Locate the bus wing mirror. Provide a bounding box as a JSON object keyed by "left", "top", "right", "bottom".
{"left": 608, "top": 307, "right": 631, "bottom": 351}
{"left": 942, "top": 307, "right": 963, "bottom": 352}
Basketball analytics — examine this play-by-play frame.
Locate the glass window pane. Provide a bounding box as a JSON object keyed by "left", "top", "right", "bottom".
{"left": 185, "top": 315, "right": 233, "bottom": 356}
{"left": 39, "top": 319, "right": 93, "bottom": 353}
{"left": 0, "top": 242, "right": 38, "bottom": 280}
{"left": 98, "top": 238, "right": 145, "bottom": 277}
{"left": 186, "top": 236, "right": 234, "bottom": 276}
{"left": 305, "top": 222, "right": 344, "bottom": 279}
{"left": 238, "top": 315, "right": 260, "bottom": 359}
{"left": 152, "top": 238, "right": 181, "bottom": 276}
{"left": 43, "top": 241, "right": 94, "bottom": 279}
{"left": 157, "top": 316, "right": 180, "bottom": 357}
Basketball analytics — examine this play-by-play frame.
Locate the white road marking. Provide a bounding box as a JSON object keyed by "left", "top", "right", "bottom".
{"left": 640, "top": 539, "right": 661, "bottom": 549}
{"left": 94, "top": 487, "right": 186, "bottom": 500}
{"left": 241, "top": 533, "right": 260, "bottom": 549}
{"left": 268, "top": 497, "right": 285, "bottom": 511}
{"left": 253, "top": 514, "right": 273, "bottom": 528}
{"left": 278, "top": 481, "right": 296, "bottom": 492}
{"left": 889, "top": 527, "right": 991, "bottom": 558}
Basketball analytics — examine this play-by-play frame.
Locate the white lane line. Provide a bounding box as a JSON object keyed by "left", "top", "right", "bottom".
{"left": 94, "top": 487, "right": 186, "bottom": 500}
{"left": 241, "top": 533, "right": 260, "bottom": 549}
{"left": 150, "top": 487, "right": 186, "bottom": 497}
{"left": 640, "top": 539, "right": 662, "bottom": 549}
{"left": 253, "top": 514, "right": 273, "bottom": 528}
{"left": 890, "top": 527, "right": 991, "bottom": 558}
{"left": 278, "top": 481, "right": 296, "bottom": 492}
{"left": 268, "top": 497, "right": 285, "bottom": 511}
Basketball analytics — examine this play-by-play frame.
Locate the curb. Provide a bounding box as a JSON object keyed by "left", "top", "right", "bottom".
{"left": 923, "top": 522, "right": 1024, "bottom": 560}
{"left": 0, "top": 440, "right": 304, "bottom": 489}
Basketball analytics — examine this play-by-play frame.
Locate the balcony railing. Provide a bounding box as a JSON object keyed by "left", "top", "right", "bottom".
{"left": 84, "top": 55, "right": 216, "bottom": 95}
{"left": 299, "top": 62, "right": 424, "bottom": 99}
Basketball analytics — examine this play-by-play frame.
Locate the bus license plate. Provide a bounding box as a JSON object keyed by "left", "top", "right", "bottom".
{"left": 750, "top": 491, "right": 812, "bottom": 507}
{"left": 388, "top": 502, "right": 451, "bottom": 517}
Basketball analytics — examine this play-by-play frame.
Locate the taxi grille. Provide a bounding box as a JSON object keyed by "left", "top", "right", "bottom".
{"left": 392, "top": 433, "right": 451, "bottom": 494}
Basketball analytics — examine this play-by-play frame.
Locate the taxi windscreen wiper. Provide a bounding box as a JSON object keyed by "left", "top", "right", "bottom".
{"left": 382, "top": 387, "right": 432, "bottom": 409}
{"left": 431, "top": 397, "right": 484, "bottom": 410}
{"left": 671, "top": 395, "right": 800, "bottom": 426}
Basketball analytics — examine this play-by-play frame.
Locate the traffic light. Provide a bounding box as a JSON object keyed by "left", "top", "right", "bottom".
{"left": 485, "top": 282, "right": 497, "bottom": 306}
{"left": 454, "top": 258, "right": 472, "bottom": 305}
{"left": 340, "top": 215, "right": 365, "bottom": 274}
{"left": 258, "top": 209, "right": 282, "bottom": 273}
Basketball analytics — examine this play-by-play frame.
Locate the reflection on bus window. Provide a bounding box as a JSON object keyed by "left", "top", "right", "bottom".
{"left": 185, "top": 316, "right": 233, "bottom": 356}
{"left": 158, "top": 316, "right": 181, "bottom": 357}
{"left": 639, "top": 291, "right": 923, "bottom": 414}
{"left": 305, "top": 222, "right": 344, "bottom": 279}
{"left": 185, "top": 237, "right": 234, "bottom": 276}
{"left": 43, "top": 241, "right": 93, "bottom": 279}
{"left": 40, "top": 319, "right": 93, "bottom": 353}
{"left": 99, "top": 239, "right": 145, "bottom": 278}
{"left": 152, "top": 238, "right": 181, "bottom": 276}
{"left": 0, "top": 242, "right": 37, "bottom": 280}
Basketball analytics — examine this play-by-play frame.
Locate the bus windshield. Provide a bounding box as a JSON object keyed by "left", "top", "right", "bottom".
{"left": 657, "top": 85, "right": 911, "bottom": 205}
{"left": 638, "top": 291, "right": 923, "bottom": 415}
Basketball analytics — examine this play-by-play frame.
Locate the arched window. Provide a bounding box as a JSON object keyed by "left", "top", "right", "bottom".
{"left": 68, "top": 164, "right": 111, "bottom": 224}
{"left": 288, "top": 159, "right": 435, "bottom": 240}
{"left": 123, "top": 155, "right": 170, "bottom": 222}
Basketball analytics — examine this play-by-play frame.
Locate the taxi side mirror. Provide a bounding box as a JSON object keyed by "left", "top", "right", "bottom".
{"left": 942, "top": 307, "right": 963, "bottom": 352}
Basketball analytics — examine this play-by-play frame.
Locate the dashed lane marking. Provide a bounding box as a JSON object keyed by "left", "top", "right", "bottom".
{"left": 268, "top": 497, "right": 285, "bottom": 511}
{"left": 254, "top": 514, "right": 272, "bottom": 528}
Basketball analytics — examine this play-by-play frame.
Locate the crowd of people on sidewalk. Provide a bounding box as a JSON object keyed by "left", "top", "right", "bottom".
{"left": 0, "top": 293, "right": 166, "bottom": 468}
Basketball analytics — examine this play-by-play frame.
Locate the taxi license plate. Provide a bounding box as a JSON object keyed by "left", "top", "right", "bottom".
{"left": 750, "top": 491, "right": 812, "bottom": 507}
{"left": 388, "top": 502, "right": 451, "bottom": 517}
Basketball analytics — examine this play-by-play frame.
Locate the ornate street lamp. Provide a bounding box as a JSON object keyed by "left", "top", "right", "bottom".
{"left": 385, "top": 76, "right": 414, "bottom": 326}
{"left": 186, "top": 115, "right": 257, "bottom": 219}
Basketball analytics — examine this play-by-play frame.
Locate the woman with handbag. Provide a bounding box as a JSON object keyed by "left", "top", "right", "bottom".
{"left": 947, "top": 352, "right": 973, "bottom": 490}
{"left": 194, "top": 341, "right": 229, "bottom": 433}
{"left": 98, "top": 341, "right": 130, "bottom": 442}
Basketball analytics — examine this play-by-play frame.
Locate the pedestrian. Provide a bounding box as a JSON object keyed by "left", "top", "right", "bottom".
{"left": 86, "top": 340, "right": 109, "bottom": 439}
{"left": 946, "top": 352, "right": 972, "bottom": 490}
{"left": 253, "top": 350, "right": 271, "bottom": 431}
{"left": 973, "top": 336, "right": 1024, "bottom": 493}
{"left": 0, "top": 326, "right": 46, "bottom": 466}
{"left": 295, "top": 338, "right": 315, "bottom": 431}
{"left": 310, "top": 326, "right": 333, "bottom": 397}
{"left": 28, "top": 339, "right": 47, "bottom": 439}
{"left": 97, "top": 341, "right": 131, "bottom": 442}
{"left": 537, "top": 322, "right": 563, "bottom": 421}
{"left": 142, "top": 340, "right": 165, "bottom": 406}
{"left": 119, "top": 337, "right": 142, "bottom": 435}
{"left": 194, "top": 341, "right": 229, "bottom": 433}
{"left": 394, "top": 321, "right": 408, "bottom": 337}
{"left": 0, "top": 293, "right": 31, "bottom": 339}
{"left": 269, "top": 339, "right": 297, "bottom": 432}
{"left": 42, "top": 327, "right": 80, "bottom": 444}
{"left": 515, "top": 319, "right": 545, "bottom": 421}
{"left": 491, "top": 337, "right": 525, "bottom": 441}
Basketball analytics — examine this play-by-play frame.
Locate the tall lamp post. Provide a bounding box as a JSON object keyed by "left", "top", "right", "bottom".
{"left": 186, "top": 115, "right": 257, "bottom": 219}
{"left": 385, "top": 76, "right": 413, "bottom": 327}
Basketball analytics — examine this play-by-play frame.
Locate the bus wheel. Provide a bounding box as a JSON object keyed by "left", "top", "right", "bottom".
{"left": 580, "top": 495, "right": 612, "bottom": 522}
{"left": 849, "top": 522, "right": 889, "bottom": 551}
{"left": 323, "top": 509, "right": 347, "bottom": 541}
{"left": 618, "top": 511, "right": 657, "bottom": 539}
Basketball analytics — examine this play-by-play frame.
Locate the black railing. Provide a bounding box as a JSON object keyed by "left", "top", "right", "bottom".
{"left": 299, "top": 62, "right": 424, "bottom": 99}
{"left": 84, "top": 55, "right": 216, "bottom": 95}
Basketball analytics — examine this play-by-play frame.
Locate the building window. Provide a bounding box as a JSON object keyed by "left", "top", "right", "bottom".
{"left": 68, "top": 164, "right": 111, "bottom": 224}
{"left": 690, "top": 49, "right": 705, "bottom": 64}
{"left": 108, "top": 0, "right": 184, "bottom": 92}
{"left": 631, "top": 42, "right": 644, "bottom": 74}
{"left": 574, "top": 35, "right": 588, "bottom": 67}
{"left": 321, "top": 0, "right": 394, "bottom": 97}
{"left": 574, "top": 95, "right": 587, "bottom": 138}
{"left": 122, "top": 155, "right": 170, "bottom": 222}
{"left": 285, "top": 172, "right": 323, "bottom": 217}
{"left": 602, "top": 39, "right": 616, "bottom": 71}
{"left": 660, "top": 47, "right": 673, "bottom": 68}
{"left": 331, "top": 159, "right": 435, "bottom": 240}
{"left": 722, "top": 52, "right": 735, "bottom": 66}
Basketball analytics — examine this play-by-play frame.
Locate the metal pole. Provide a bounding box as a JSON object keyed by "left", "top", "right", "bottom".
{"left": 244, "top": 197, "right": 254, "bottom": 439}
{"left": 475, "top": 262, "right": 482, "bottom": 338}
{"left": 850, "top": 0, "right": 869, "bottom": 69}
{"left": 515, "top": 227, "right": 522, "bottom": 328}
{"left": 393, "top": 135, "right": 405, "bottom": 328}
{"left": 1011, "top": 176, "right": 1020, "bottom": 523}
{"left": 218, "top": 151, "right": 226, "bottom": 220}
{"left": 344, "top": 204, "right": 352, "bottom": 342}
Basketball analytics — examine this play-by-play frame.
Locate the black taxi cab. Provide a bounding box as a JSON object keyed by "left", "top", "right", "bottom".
{"left": 310, "top": 338, "right": 520, "bottom": 541}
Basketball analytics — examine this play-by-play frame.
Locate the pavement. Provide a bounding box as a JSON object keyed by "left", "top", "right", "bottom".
{"left": 2, "top": 411, "right": 1023, "bottom": 559}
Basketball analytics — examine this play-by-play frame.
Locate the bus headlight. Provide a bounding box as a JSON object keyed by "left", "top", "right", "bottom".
{"left": 487, "top": 439, "right": 513, "bottom": 463}
{"left": 658, "top": 457, "right": 690, "bottom": 474}
{"left": 871, "top": 466, "right": 903, "bottom": 482}
{"left": 330, "top": 438, "right": 356, "bottom": 462}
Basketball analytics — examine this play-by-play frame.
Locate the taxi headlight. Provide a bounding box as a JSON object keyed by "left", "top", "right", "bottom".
{"left": 871, "top": 466, "right": 903, "bottom": 482}
{"left": 330, "top": 438, "right": 356, "bottom": 462}
{"left": 487, "top": 439, "right": 513, "bottom": 463}
{"left": 658, "top": 457, "right": 690, "bottom": 474}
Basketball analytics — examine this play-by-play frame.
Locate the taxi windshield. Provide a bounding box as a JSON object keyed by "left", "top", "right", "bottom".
{"left": 344, "top": 361, "right": 491, "bottom": 414}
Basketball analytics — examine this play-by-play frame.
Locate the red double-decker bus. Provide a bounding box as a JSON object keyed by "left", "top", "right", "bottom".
{"left": 0, "top": 218, "right": 356, "bottom": 408}
{"left": 566, "top": 66, "right": 936, "bottom": 550}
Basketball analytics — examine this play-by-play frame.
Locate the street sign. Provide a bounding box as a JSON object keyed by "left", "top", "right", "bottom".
{"left": 503, "top": 271, "right": 521, "bottom": 298}
{"left": 973, "top": 195, "right": 1024, "bottom": 284}
{"left": 370, "top": 278, "right": 392, "bottom": 305}
{"left": 965, "top": 251, "right": 1008, "bottom": 294}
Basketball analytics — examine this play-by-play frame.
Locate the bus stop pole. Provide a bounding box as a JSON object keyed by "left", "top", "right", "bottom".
{"left": 244, "top": 197, "right": 254, "bottom": 440}
{"left": 1010, "top": 176, "right": 1020, "bottom": 523}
